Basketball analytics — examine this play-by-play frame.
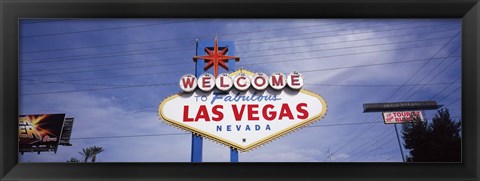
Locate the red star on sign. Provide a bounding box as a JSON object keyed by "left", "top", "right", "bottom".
{"left": 193, "top": 36, "right": 240, "bottom": 77}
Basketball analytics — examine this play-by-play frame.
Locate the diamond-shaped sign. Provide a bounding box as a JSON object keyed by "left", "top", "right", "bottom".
{"left": 158, "top": 69, "right": 327, "bottom": 152}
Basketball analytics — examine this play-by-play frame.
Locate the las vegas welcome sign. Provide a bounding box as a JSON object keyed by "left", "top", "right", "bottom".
{"left": 159, "top": 69, "right": 327, "bottom": 152}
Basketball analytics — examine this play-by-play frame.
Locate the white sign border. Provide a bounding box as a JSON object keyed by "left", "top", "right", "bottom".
{"left": 158, "top": 69, "right": 328, "bottom": 152}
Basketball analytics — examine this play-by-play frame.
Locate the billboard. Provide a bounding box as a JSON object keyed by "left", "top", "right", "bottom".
{"left": 382, "top": 111, "right": 425, "bottom": 124}
{"left": 159, "top": 69, "right": 327, "bottom": 152}
{"left": 59, "top": 117, "right": 75, "bottom": 146}
{"left": 363, "top": 101, "right": 440, "bottom": 112}
{"left": 19, "top": 114, "right": 66, "bottom": 153}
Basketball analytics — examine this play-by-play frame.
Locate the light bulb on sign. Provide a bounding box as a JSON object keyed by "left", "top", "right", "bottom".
{"left": 251, "top": 73, "right": 269, "bottom": 91}
{"left": 198, "top": 73, "right": 215, "bottom": 91}
{"left": 269, "top": 72, "right": 287, "bottom": 90}
{"left": 233, "top": 73, "right": 251, "bottom": 91}
{"left": 287, "top": 72, "right": 304, "bottom": 90}
{"left": 215, "top": 73, "right": 233, "bottom": 91}
{"left": 179, "top": 74, "right": 197, "bottom": 92}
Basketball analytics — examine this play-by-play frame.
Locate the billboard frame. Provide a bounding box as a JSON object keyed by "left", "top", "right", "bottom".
{"left": 18, "top": 114, "right": 67, "bottom": 154}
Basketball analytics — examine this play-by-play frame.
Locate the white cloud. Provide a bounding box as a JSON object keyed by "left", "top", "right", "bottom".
{"left": 19, "top": 19, "right": 461, "bottom": 162}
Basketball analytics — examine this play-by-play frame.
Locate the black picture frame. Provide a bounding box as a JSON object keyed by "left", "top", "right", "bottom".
{"left": 1, "top": 0, "right": 478, "bottom": 180}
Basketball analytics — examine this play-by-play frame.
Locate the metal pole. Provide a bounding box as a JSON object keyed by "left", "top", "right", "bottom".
{"left": 394, "top": 124, "right": 406, "bottom": 162}
{"left": 228, "top": 42, "right": 239, "bottom": 163}
{"left": 230, "top": 148, "right": 238, "bottom": 162}
{"left": 329, "top": 146, "right": 332, "bottom": 162}
{"left": 191, "top": 39, "right": 203, "bottom": 163}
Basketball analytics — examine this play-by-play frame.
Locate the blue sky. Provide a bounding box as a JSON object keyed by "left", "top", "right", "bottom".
{"left": 18, "top": 19, "right": 461, "bottom": 162}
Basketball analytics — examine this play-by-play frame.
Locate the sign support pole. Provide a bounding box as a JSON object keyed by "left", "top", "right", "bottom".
{"left": 230, "top": 148, "right": 239, "bottom": 162}
{"left": 191, "top": 39, "right": 203, "bottom": 163}
{"left": 228, "top": 58, "right": 239, "bottom": 163}
{"left": 394, "top": 124, "right": 406, "bottom": 162}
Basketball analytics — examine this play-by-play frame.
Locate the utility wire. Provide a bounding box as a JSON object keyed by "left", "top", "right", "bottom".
{"left": 403, "top": 57, "right": 461, "bottom": 100}
{"left": 21, "top": 22, "right": 454, "bottom": 63}
{"left": 398, "top": 46, "right": 461, "bottom": 100}
{"left": 347, "top": 136, "right": 398, "bottom": 162}
{"left": 21, "top": 69, "right": 190, "bottom": 86}
{"left": 21, "top": 55, "right": 460, "bottom": 92}
{"left": 387, "top": 31, "right": 460, "bottom": 101}
{"left": 21, "top": 20, "right": 362, "bottom": 54}
{"left": 239, "top": 43, "right": 445, "bottom": 67}
{"left": 26, "top": 19, "right": 419, "bottom": 54}
{"left": 70, "top": 133, "right": 190, "bottom": 140}
{"left": 21, "top": 43, "right": 448, "bottom": 78}
{"left": 337, "top": 127, "right": 395, "bottom": 162}
{"left": 22, "top": 27, "right": 457, "bottom": 70}
{"left": 21, "top": 19, "right": 71, "bottom": 24}
{"left": 338, "top": 85, "right": 461, "bottom": 162}
{"left": 324, "top": 32, "right": 460, "bottom": 159}
{"left": 20, "top": 19, "right": 206, "bottom": 38}
{"left": 403, "top": 58, "right": 461, "bottom": 100}
{"left": 21, "top": 37, "right": 452, "bottom": 77}
{"left": 21, "top": 82, "right": 178, "bottom": 96}
{"left": 68, "top": 121, "right": 394, "bottom": 140}
{"left": 429, "top": 76, "right": 461, "bottom": 100}
{"left": 438, "top": 86, "right": 462, "bottom": 103}
{"left": 305, "top": 82, "right": 460, "bottom": 87}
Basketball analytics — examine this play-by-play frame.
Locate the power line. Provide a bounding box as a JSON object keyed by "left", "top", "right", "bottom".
{"left": 21, "top": 82, "right": 178, "bottom": 96}
{"left": 21, "top": 20, "right": 361, "bottom": 54}
{"left": 382, "top": 155, "right": 397, "bottom": 162}
{"left": 239, "top": 43, "right": 445, "bottom": 67}
{"left": 444, "top": 97, "right": 461, "bottom": 108}
{"left": 21, "top": 19, "right": 71, "bottom": 24}
{"left": 308, "top": 121, "right": 382, "bottom": 128}
{"left": 20, "top": 19, "right": 205, "bottom": 38}
{"left": 305, "top": 82, "right": 460, "bottom": 87}
{"left": 21, "top": 69, "right": 190, "bottom": 86}
{"left": 23, "top": 61, "right": 191, "bottom": 77}
{"left": 21, "top": 43, "right": 448, "bottom": 78}
{"left": 438, "top": 86, "right": 461, "bottom": 103}
{"left": 339, "top": 90, "right": 461, "bottom": 162}
{"left": 21, "top": 22, "right": 455, "bottom": 64}
{"left": 70, "top": 133, "right": 190, "bottom": 140}
{"left": 403, "top": 57, "right": 461, "bottom": 100}
{"left": 22, "top": 27, "right": 456, "bottom": 71}
{"left": 348, "top": 114, "right": 461, "bottom": 162}
{"left": 27, "top": 19, "right": 426, "bottom": 55}
{"left": 323, "top": 32, "right": 460, "bottom": 159}
{"left": 330, "top": 119, "right": 380, "bottom": 156}
{"left": 337, "top": 126, "right": 395, "bottom": 162}
{"left": 387, "top": 31, "right": 460, "bottom": 101}
{"left": 429, "top": 76, "right": 461, "bottom": 100}
{"left": 234, "top": 22, "right": 452, "bottom": 46}
{"left": 21, "top": 79, "right": 176, "bottom": 87}
{"left": 241, "top": 37, "right": 447, "bottom": 60}
{"left": 347, "top": 136, "right": 398, "bottom": 162}
{"left": 21, "top": 55, "right": 459, "bottom": 89}
{"left": 398, "top": 46, "right": 461, "bottom": 100}
{"left": 20, "top": 21, "right": 453, "bottom": 63}
{"left": 426, "top": 98, "right": 462, "bottom": 121}
{"left": 68, "top": 121, "right": 391, "bottom": 140}
{"left": 21, "top": 37, "right": 452, "bottom": 77}
{"left": 21, "top": 80, "right": 462, "bottom": 96}
{"left": 297, "top": 55, "right": 453, "bottom": 74}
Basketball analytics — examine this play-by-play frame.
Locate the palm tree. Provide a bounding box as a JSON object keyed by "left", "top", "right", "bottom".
{"left": 90, "top": 146, "right": 104, "bottom": 162}
{"left": 67, "top": 157, "right": 80, "bottom": 162}
{"left": 79, "top": 147, "right": 93, "bottom": 162}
